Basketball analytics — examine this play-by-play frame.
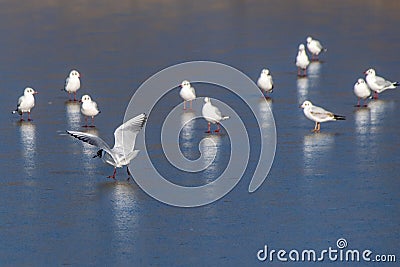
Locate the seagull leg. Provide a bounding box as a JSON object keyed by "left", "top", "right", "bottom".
{"left": 126, "top": 167, "right": 132, "bottom": 181}
{"left": 297, "top": 68, "right": 301, "bottom": 76}
{"left": 73, "top": 92, "right": 77, "bottom": 101}
{"left": 363, "top": 99, "right": 368, "bottom": 107}
{"left": 373, "top": 92, "right": 378, "bottom": 99}
{"left": 183, "top": 101, "right": 186, "bottom": 110}
{"left": 27, "top": 112, "right": 32, "bottom": 121}
{"left": 205, "top": 122, "right": 211, "bottom": 134}
{"left": 189, "top": 100, "right": 193, "bottom": 110}
{"left": 316, "top": 122, "right": 321, "bottom": 132}
{"left": 90, "top": 116, "right": 95, "bottom": 127}
{"left": 303, "top": 68, "right": 307, "bottom": 77}
{"left": 214, "top": 123, "right": 220, "bottom": 133}
{"left": 20, "top": 113, "right": 24, "bottom": 122}
{"left": 355, "top": 98, "right": 361, "bottom": 107}
{"left": 83, "top": 117, "right": 88, "bottom": 128}
{"left": 107, "top": 168, "right": 117, "bottom": 180}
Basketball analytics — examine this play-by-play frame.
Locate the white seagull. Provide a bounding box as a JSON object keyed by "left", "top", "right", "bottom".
{"left": 296, "top": 44, "right": 310, "bottom": 77}
{"left": 353, "top": 78, "right": 372, "bottom": 107}
{"left": 12, "top": 87, "right": 38, "bottom": 121}
{"left": 66, "top": 113, "right": 147, "bottom": 180}
{"left": 63, "top": 70, "right": 81, "bottom": 101}
{"left": 80, "top": 94, "right": 100, "bottom": 127}
{"left": 257, "top": 68, "right": 274, "bottom": 97}
{"left": 300, "top": 100, "right": 345, "bottom": 132}
{"left": 202, "top": 97, "right": 229, "bottom": 133}
{"left": 364, "top": 68, "right": 399, "bottom": 99}
{"left": 306, "top": 36, "right": 327, "bottom": 61}
{"left": 179, "top": 80, "right": 196, "bottom": 110}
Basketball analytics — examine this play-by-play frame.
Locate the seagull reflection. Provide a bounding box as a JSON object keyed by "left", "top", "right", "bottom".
{"left": 368, "top": 100, "right": 390, "bottom": 134}
{"left": 180, "top": 111, "right": 196, "bottom": 151}
{"left": 303, "top": 133, "right": 334, "bottom": 176}
{"left": 297, "top": 77, "right": 309, "bottom": 104}
{"left": 258, "top": 98, "right": 274, "bottom": 134}
{"left": 200, "top": 135, "right": 221, "bottom": 183}
{"left": 18, "top": 121, "right": 37, "bottom": 177}
{"left": 354, "top": 108, "right": 370, "bottom": 136}
{"left": 65, "top": 100, "right": 81, "bottom": 130}
{"left": 307, "top": 61, "right": 321, "bottom": 88}
{"left": 111, "top": 183, "right": 138, "bottom": 256}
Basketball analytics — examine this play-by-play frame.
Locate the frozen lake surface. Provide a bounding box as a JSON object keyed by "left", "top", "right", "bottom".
{"left": 0, "top": 1, "right": 399, "bottom": 266}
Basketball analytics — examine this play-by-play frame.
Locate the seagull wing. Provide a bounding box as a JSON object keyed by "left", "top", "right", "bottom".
{"left": 310, "top": 105, "right": 334, "bottom": 120}
{"left": 375, "top": 75, "right": 393, "bottom": 88}
{"left": 65, "top": 77, "right": 70, "bottom": 88}
{"left": 113, "top": 113, "right": 147, "bottom": 152}
{"left": 66, "top": 130, "right": 117, "bottom": 162}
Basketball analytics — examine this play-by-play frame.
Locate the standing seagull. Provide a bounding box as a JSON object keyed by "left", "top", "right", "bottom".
{"left": 179, "top": 80, "right": 196, "bottom": 110}
{"left": 257, "top": 68, "right": 274, "bottom": 98}
{"left": 296, "top": 44, "right": 310, "bottom": 77}
{"left": 12, "top": 87, "right": 38, "bottom": 121}
{"left": 300, "top": 100, "right": 345, "bottom": 133}
{"left": 66, "top": 113, "right": 147, "bottom": 180}
{"left": 80, "top": 94, "right": 100, "bottom": 127}
{"left": 63, "top": 70, "right": 81, "bottom": 101}
{"left": 202, "top": 97, "right": 229, "bottom": 133}
{"left": 353, "top": 78, "right": 372, "bottom": 107}
{"left": 364, "top": 68, "right": 399, "bottom": 99}
{"left": 306, "top": 36, "right": 327, "bottom": 61}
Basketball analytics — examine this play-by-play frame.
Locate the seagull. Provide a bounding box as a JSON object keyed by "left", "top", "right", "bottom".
{"left": 66, "top": 113, "right": 147, "bottom": 180}
{"left": 257, "top": 68, "right": 274, "bottom": 97}
{"left": 364, "top": 68, "right": 399, "bottom": 99}
{"left": 300, "top": 100, "right": 345, "bottom": 132}
{"left": 202, "top": 97, "right": 229, "bottom": 133}
{"left": 296, "top": 44, "right": 310, "bottom": 77}
{"left": 63, "top": 70, "right": 81, "bottom": 101}
{"left": 179, "top": 80, "right": 196, "bottom": 110}
{"left": 80, "top": 94, "right": 100, "bottom": 127}
{"left": 353, "top": 78, "right": 372, "bottom": 107}
{"left": 306, "top": 36, "right": 327, "bottom": 61}
{"left": 12, "top": 87, "right": 38, "bottom": 121}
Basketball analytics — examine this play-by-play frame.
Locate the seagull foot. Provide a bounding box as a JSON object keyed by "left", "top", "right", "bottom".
{"left": 214, "top": 129, "right": 220, "bottom": 133}
{"left": 205, "top": 130, "right": 211, "bottom": 134}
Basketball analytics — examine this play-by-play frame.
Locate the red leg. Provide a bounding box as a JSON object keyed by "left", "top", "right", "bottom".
{"left": 214, "top": 123, "right": 220, "bottom": 133}
{"left": 90, "top": 116, "right": 95, "bottom": 127}
{"left": 373, "top": 92, "right": 378, "bottom": 99}
{"left": 20, "top": 113, "right": 24, "bottom": 122}
{"left": 83, "top": 117, "right": 88, "bottom": 127}
{"left": 107, "top": 168, "right": 117, "bottom": 180}
{"left": 355, "top": 98, "right": 360, "bottom": 107}
{"left": 73, "top": 92, "right": 77, "bottom": 101}
{"left": 297, "top": 68, "right": 301, "bottom": 76}
{"left": 183, "top": 101, "right": 186, "bottom": 110}
{"left": 205, "top": 122, "right": 211, "bottom": 133}
{"left": 189, "top": 100, "right": 192, "bottom": 110}
{"left": 28, "top": 112, "right": 32, "bottom": 121}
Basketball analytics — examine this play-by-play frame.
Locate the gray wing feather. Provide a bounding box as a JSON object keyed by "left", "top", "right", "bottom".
{"left": 113, "top": 113, "right": 147, "bottom": 151}
{"left": 375, "top": 76, "right": 393, "bottom": 87}
{"left": 66, "top": 130, "right": 117, "bottom": 162}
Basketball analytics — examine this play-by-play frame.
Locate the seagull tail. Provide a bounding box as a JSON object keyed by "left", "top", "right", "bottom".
{"left": 393, "top": 82, "right": 399, "bottom": 87}
{"left": 221, "top": 116, "right": 230, "bottom": 121}
{"left": 333, "top": 114, "right": 346, "bottom": 120}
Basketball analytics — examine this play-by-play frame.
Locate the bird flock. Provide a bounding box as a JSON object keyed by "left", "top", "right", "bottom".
{"left": 11, "top": 35, "right": 399, "bottom": 180}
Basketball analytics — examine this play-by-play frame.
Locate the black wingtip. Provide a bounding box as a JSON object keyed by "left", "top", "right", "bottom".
{"left": 334, "top": 115, "right": 346, "bottom": 120}
{"left": 394, "top": 82, "right": 399, "bottom": 87}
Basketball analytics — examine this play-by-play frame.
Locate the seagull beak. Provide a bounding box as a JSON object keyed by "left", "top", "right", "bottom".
{"left": 299, "top": 104, "right": 303, "bottom": 108}
{"left": 78, "top": 100, "right": 82, "bottom": 103}
{"left": 33, "top": 91, "right": 38, "bottom": 94}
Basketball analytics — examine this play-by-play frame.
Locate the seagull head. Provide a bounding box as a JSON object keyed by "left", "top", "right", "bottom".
{"left": 80, "top": 94, "right": 92, "bottom": 103}
{"left": 300, "top": 100, "right": 312, "bottom": 109}
{"left": 261, "top": 68, "right": 270, "bottom": 75}
{"left": 357, "top": 78, "right": 365, "bottom": 85}
{"left": 298, "top": 44, "right": 305, "bottom": 51}
{"left": 69, "top": 70, "right": 80, "bottom": 78}
{"left": 24, "top": 87, "right": 38, "bottom": 95}
{"left": 180, "top": 80, "right": 191, "bottom": 88}
{"left": 364, "top": 68, "right": 375, "bottom": 76}
{"left": 204, "top": 97, "right": 211, "bottom": 103}
{"left": 306, "top": 36, "right": 312, "bottom": 43}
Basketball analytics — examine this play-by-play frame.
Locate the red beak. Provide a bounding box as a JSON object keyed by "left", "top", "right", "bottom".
{"left": 33, "top": 91, "right": 39, "bottom": 94}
